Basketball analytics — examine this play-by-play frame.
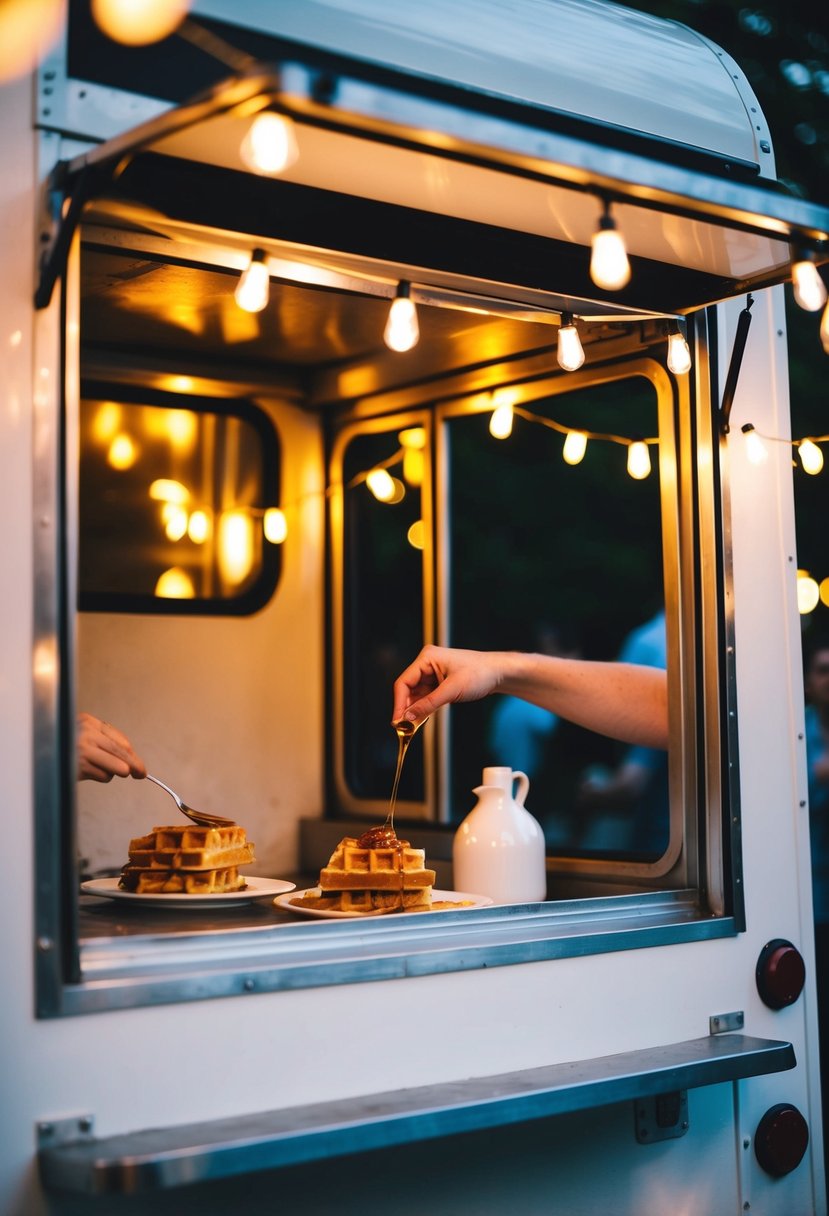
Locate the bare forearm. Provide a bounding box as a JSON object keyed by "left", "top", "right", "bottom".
{"left": 499, "top": 654, "right": 668, "bottom": 749}
{"left": 392, "top": 645, "right": 668, "bottom": 749}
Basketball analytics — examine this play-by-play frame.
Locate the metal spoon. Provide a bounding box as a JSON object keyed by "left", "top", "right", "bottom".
{"left": 145, "top": 773, "right": 236, "bottom": 827}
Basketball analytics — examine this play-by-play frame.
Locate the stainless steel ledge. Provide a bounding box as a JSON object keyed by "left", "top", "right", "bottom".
{"left": 39, "top": 1033, "right": 794, "bottom": 1195}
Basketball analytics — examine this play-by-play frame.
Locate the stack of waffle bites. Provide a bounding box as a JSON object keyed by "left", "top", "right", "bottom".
{"left": 312, "top": 828, "right": 436, "bottom": 912}
{"left": 119, "top": 823, "right": 255, "bottom": 894}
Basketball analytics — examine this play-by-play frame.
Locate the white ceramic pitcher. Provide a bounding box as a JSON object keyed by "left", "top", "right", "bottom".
{"left": 452, "top": 766, "right": 547, "bottom": 904}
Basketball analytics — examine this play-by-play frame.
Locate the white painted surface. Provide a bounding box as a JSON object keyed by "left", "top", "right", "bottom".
{"left": 194, "top": 0, "right": 769, "bottom": 167}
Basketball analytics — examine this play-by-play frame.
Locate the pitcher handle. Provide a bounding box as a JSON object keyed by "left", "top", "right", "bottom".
{"left": 512, "top": 770, "right": 529, "bottom": 806}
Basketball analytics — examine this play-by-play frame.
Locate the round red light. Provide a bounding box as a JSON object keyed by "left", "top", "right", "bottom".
{"left": 755, "top": 938, "right": 806, "bottom": 1009}
{"left": 754, "top": 1103, "right": 809, "bottom": 1176}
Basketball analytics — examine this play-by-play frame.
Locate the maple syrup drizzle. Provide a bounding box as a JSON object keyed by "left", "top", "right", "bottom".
{"left": 355, "top": 719, "right": 422, "bottom": 910}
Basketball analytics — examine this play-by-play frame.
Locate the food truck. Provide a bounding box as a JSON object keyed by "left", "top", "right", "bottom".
{"left": 3, "top": 0, "right": 829, "bottom": 1212}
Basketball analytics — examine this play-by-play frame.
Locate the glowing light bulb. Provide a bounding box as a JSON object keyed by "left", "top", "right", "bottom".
{"left": 235, "top": 249, "right": 270, "bottom": 313}
{"left": 91, "top": 0, "right": 190, "bottom": 46}
{"left": 218, "top": 511, "right": 254, "bottom": 585}
{"left": 489, "top": 402, "right": 514, "bottom": 439}
{"left": 263, "top": 507, "right": 288, "bottom": 544}
{"left": 562, "top": 430, "right": 588, "bottom": 465}
{"left": 741, "top": 423, "right": 768, "bottom": 465}
{"left": 820, "top": 577, "right": 829, "bottom": 608}
{"left": 155, "top": 567, "right": 195, "bottom": 599}
{"left": 402, "top": 448, "right": 424, "bottom": 486}
{"left": 384, "top": 283, "right": 419, "bottom": 352}
{"left": 107, "top": 433, "right": 138, "bottom": 469}
{"left": 240, "top": 112, "right": 299, "bottom": 176}
{"left": 797, "top": 571, "right": 820, "bottom": 615}
{"left": 590, "top": 201, "right": 631, "bottom": 291}
{"left": 407, "top": 520, "right": 425, "bottom": 550}
{"left": 366, "top": 468, "right": 396, "bottom": 502}
{"left": 557, "top": 314, "right": 585, "bottom": 371}
{"left": 0, "top": 0, "right": 65, "bottom": 84}
{"left": 163, "top": 505, "right": 188, "bottom": 541}
{"left": 149, "top": 479, "right": 189, "bottom": 504}
{"left": 667, "top": 329, "right": 692, "bottom": 375}
{"left": 821, "top": 301, "right": 829, "bottom": 354}
{"left": 627, "top": 441, "right": 651, "bottom": 480}
{"left": 792, "top": 256, "right": 827, "bottom": 312}
{"left": 187, "top": 510, "right": 210, "bottom": 543}
{"left": 798, "top": 439, "right": 824, "bottom": 475}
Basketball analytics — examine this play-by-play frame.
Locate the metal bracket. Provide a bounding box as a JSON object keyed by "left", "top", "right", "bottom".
{"left": 710, "top": 1010, "right": 745, "bottom": 1035}
{"left": 634, "top": 1091, "right": 689, "bottom": 1143}
{"left": 37, "top": 1114, "right": 95, "bottom": 1149}
{"left": 719, "top": 294, "right": 754, "bottom": 434}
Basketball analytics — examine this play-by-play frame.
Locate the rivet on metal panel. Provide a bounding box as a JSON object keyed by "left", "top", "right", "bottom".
{"left": 36, "top": 1115, "right": 94, "bottom": 1148}
{"left": 709, "top": 1010, "right": 744, "bottom": 1034}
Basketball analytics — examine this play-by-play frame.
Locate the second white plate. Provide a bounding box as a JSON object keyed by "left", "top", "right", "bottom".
{"left": 274, "top": 888, "right": 493, "bottom": 919}
{"left": 81, "top": 876, "right": 296, "bottom": 909}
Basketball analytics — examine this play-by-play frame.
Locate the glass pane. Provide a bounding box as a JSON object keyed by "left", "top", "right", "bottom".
{"left": 342, "top": 429, "right": 425, "bottom": 803}
{"left": 79, "top": 386, "right": 280, "bottom": 613}
{"left": 447, "top": 377, "right": 668, "bottom": 860}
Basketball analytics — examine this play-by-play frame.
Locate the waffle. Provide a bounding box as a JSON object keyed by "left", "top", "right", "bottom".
{"left": 125, "top": 824, "right": 255, "bottom": 870}
{"left": 119, "top": 865, "right": 246, "bottom": 894}
{"left": 118, "top": 823, "right": 255, "bottom": 895}
{"left": 314, "top": 827, "right": 436, "bottom": 913}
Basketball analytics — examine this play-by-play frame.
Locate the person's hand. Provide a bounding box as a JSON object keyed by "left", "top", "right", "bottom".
{"left": 77, "top": 712, "right": 147, "bottom": 783}
{"left": 392, "top": 645, "right": 508, "bottom": 726}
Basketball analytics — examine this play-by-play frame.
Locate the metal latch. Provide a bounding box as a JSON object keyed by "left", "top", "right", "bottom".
{"left": 710, "top": 1010, "right": 745, "bottom": 1035}
{"left": 634, "top": 1091, "right": 689, "bottom": 1143}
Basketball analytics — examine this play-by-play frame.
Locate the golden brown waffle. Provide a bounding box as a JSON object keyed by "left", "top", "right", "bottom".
{"left": 315, "top": 833, "right": 436, "bottom": 913}
{"left": 126, "top": 824, "right": 255, "bottom": 871}
{"left": 119, "top": 865, "right": 246, "bottom": 894}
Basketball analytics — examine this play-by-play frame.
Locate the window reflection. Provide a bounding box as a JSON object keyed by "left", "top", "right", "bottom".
{"left": 78, "top": 385, "right": 280, "bottom": 613}
{"left": 446, "top": 377, "right": 668, "bottom": 860}
{"left": 342, "top": 429, "right": 425, "bottom": 803}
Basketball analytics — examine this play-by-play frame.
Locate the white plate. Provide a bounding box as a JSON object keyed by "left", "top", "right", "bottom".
{"left": 274, "top": 888, "right": 494, "bottom": 919}
{"left": 80, "top": 876, "right": 296, "bottom": 909}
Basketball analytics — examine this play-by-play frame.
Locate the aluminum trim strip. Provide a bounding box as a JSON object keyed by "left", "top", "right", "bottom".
{"left": 38, "top": 1033, "right": 794, "bottom": 1193}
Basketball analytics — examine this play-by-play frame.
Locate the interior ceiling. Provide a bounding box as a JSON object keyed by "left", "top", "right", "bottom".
{"left": 79, "top": 242, "right": 592, "bottom": 406}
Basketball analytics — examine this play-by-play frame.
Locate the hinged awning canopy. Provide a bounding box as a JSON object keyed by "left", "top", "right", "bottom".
{"left": 38, "top": 27, "right": 829, "bottom": 320}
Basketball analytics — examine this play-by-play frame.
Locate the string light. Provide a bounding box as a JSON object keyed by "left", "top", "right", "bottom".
{"left": 791, "top": 252, "right": 828, "bottom": 313}
{"left": 666, "top": 324, "right": 692, "bottom": 375}
{"left": 798, "top": 439, "right": 824, "bottom": 475}
{"left": 562, "top": 430, "right": 588, "bottom": 465}
{"left": 589, "top": 199, "right": 631, "bottom": 291}
{"left": 557, "top": 313, "right": 585, "bottom": 371}
{"left": 626, "top": 440, "right": 651, "bottom": 480}
{"left": 489, "top": 400, "right": 514, "bottom": 438}
{"left": 239, "top": 112, "right": 299, "bottom": 176}
{"left": 235, "top": 249, "right": 270, "bottom": 313}
{"left": 384, "top": 282, "right": 419, "bottom": 352}
{"left": 263, "top": 507, "right": 288, "bottom": 543}
{"left": 797, "top": 570, "right": 820, "bottom": 615}
{"left": 91, "top": 0, "right": 190, "bottom": 46}
{"left": 741, "top": 422, "right": 768, "bottom": 464}
{"left": 821, "top": 301, "right": 829, "bottom": 354}
{"left": 366, "top": 468, "right": 397, "bottom": 501}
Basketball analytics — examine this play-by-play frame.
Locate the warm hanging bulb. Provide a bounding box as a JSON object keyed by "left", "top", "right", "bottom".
{"left": 562, "top": 430, "right": 588, "bottom": 465}
{"left": 741, "top": 423, "right": 768, "bottom": 465}
{"left": 589, "top": 200, "right": 631, "bottom": 291}
{"left": 798, "top": 439, "right": 824, "bottom": 475}
{"left": 366, "top": 468, "right": 396, "bottom": 502}
{"left": 791, "top": 254, "right": 827, "bottom": 312}
{"left": 557, "top": 313, "right": 585, "bottom": 371}
{"left": 384, "top": 282, "right": 419, "bottom": 352}
{"left": 626, "top": 440, "right": 651, "bottom": 480}
{"left": 91, "top": 0, "right": 191, "bottom": 45}
{"left": 235, "top": 249, "right": 270, "bottom": 313}
{"left": 797, "top": 570, "right": 820, "bottom": 615}
{"left": 240, "top": 112, "right": 299, "bottom": 176}
{"left": 821, "top": 301, "right": 829, "bottom": 354}
{"left": 666, "top": 326, "right": 692, "bottom": 375}
{"left": 263, "top": 508, "right": 288, "bottom": 543}
{"left": 489, "top": 402, "right": 514, "bottom": 439}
